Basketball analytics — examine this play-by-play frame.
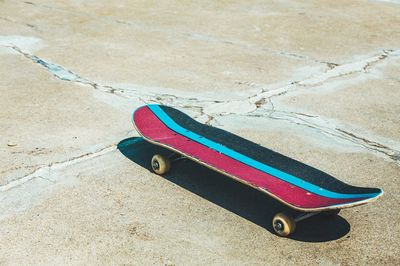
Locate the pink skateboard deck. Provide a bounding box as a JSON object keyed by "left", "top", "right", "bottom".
{"left": 132, "top": 104, "right": 383, "bottom": 236}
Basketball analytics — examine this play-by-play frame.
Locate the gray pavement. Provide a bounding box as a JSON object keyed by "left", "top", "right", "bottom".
{"left": 0, "top": 1, "right": 399, "bottom": 265}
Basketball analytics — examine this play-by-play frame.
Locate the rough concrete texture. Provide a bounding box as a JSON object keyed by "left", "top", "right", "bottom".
{"left": 0, "top": 0, "right": 399, "bottom": 265}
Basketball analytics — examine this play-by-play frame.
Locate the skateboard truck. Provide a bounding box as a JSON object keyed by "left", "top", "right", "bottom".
{"left": 272, "top": 210, "right": 340, "bottom": 236}
{"left": 168, "top": 152, "right": 186, "bottom": 163}
{"left": 151, "top": 153, "right": 186, "bottom": 175}
{"left": 294, "top": 211, "right": 321, "bottom": 222}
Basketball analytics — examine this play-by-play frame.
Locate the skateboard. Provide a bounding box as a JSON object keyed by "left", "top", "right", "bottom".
{"left": 132, "top": 104, "right": 383, "bottom": 237}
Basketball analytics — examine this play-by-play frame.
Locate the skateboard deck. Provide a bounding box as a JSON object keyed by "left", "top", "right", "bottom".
{"left": 132, "top": 104, "right": 383, "bottom": 213}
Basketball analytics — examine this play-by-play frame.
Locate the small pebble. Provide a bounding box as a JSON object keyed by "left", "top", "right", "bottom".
{"left": 7, "top": 142, "right": 17, "bottom": 147}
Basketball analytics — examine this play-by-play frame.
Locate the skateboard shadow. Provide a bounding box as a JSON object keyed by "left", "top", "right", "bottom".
{"left": 118, "top": 137, "right": 350, "bottom": 243}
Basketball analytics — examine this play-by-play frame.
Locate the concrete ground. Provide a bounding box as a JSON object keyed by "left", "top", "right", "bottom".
{"left": 1, "top": 0, "right": 399, "bottom": 265}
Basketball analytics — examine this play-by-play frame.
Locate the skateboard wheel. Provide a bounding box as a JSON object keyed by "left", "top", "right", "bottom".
{"left": 321, "top": 209, "right": 340, "bottom": 217}
{"left": 272, "top": 212, "right": 296, "bottom": 237}
{"left": 151, "top": 154, "right": 171, "bottom": 175}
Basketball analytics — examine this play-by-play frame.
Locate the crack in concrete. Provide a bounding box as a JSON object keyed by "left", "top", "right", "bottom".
{"left": 244, "top": 108, "right": 400, "bottom": 162}
{"left": 7, "top": 45, "right": 220, "bottom": 110}
{"left": 5, "top": 44, "right": 400, "bottom": 163}
{"left": 183, "top": 32, "right": 337, "bottom": 66}
{"left": 0, "top": 144, "right": 115, "bottom": 192}
{"left": 336, "top": 128, "right": 397, "bottom": 156}
{"left": 0, "top": 164, "right": 38, "bottom": 177}
{"left": 20, "top": 1, "right": 336, "bottom": 67}
{"left": 0, "top": 16, "right": 36, "bottom": 29}
{"left": 248, "top": 49, "right": 398, "bottom": 107}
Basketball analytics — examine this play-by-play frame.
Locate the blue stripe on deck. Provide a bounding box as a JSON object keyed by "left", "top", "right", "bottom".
{"left": 145, "top": 104, "right": 382, "bottom": 200}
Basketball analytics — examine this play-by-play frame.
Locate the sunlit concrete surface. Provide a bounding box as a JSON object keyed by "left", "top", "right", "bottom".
{"left": 0, "top": 0, "right": 399, "bottom": 265}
